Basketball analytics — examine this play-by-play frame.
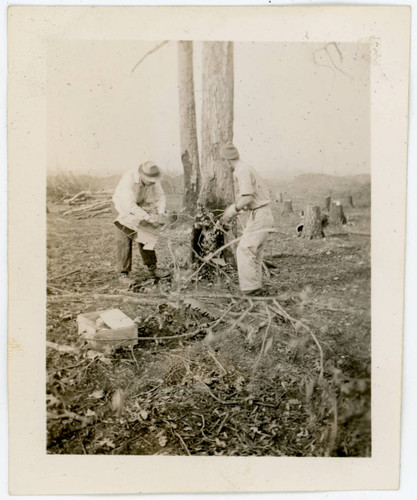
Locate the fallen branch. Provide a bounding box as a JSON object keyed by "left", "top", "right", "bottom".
{"left": 46, "top": 341, "right": 81, "bottom": 355}
{"left": 47, "top": 410, "right": 92, "bottom": 425}
{"left": 49, "top": 268, "right": 81, "bottom": 281}
{"left": 272, "top": 299, "right": 324, "bottom": 381}
{"left": 63, "top": 201, "right": 111, "bottom": 216}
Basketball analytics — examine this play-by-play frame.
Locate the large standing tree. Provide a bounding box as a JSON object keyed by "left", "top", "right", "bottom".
{"left": 177, "top": 41, "right": 200, "bottom": 216}
{"left": 192, "top": 41, "right": 235, "bottom": 262}
{"left": 199, "top": 41, "right": 235, "bottom": 211}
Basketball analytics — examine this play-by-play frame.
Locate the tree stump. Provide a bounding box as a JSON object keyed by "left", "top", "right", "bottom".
{"left": 278, "top": 192, "right": 283, "bottom": 203}
{"left": 347, "top": 195, "right": 354, "bottom": 207}
{"left": 330, "top": 202, "right": 347, "bottom": 225}
{"left": 302, "top": 205, "right": 324, "bottom": 239}
{"left": 324, "top": 196, "right": 331, "bottom": 211}
{"left": 281, "top": 200, "right": 293, "bottom": 214}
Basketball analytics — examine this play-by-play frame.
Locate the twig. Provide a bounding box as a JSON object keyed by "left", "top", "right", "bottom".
{"left": 198, "top": 381, "right": 244, "bottom": 406}
{"left": 173, "top": 430, "right": 191, "bottom": 456}
{"left": 347, "top": 231, "right": 370, "bottom": 237}
{"left": 130, "top": 345, "right": 141, "bottom": 373}
{"left": 253, "top": 306, "right": 273, "bottom": 369}
{"left": 207, "top": 348, "right": 227, "bottom": 375}
{"left": 47, "top": 292, "right": 172, "bottom": 305}
{"left": 209, "top": 301, "right": 239, "bottom": 329}
{"left": 136, "top": 327, "right": 204, "bottom": 342}
{"left": 216, "top": 412, "right": 230, "bottom": 436}
{"left": 49, "top": 268, "right": 81, "bottom": 281}
{"left": 272, "top": 299, "right": 324, "bottom": 381}
{"left": 225, "top": 302, "right": 254, "bottom": 334}
{"left": 47, "top": 285, "right": 72, "bottom": 294}
{"left": 47, "top": 410, "right": 92, "bottom": 425}
{"left": 131, "top": 40, "right": 170, "bottom": 73}
{"left": 166, "top": 352, "right": 197, "bottom": 365}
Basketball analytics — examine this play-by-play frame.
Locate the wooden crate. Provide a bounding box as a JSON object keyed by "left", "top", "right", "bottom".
{"left": 77, "top": 309, "right": 137, "bottom": 351}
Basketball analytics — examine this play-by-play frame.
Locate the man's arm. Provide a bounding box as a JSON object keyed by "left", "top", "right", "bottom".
{"left": 235, "top": 194, "right": 255, "bottom": 211}
{"left": 153, "top": 182, "right": 167, "bottom": 215}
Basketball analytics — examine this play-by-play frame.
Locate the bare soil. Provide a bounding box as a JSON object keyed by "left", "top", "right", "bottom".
{"left": 46, "top": 193, "right": 371, "bottom": 457}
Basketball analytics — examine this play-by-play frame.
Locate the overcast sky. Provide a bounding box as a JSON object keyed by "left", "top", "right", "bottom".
{"left": 47, "top": 40, "right": 370, "bottom": 180}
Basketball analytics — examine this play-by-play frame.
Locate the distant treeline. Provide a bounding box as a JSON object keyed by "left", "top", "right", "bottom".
{"left": 46, "top": 171, "right": 184, "bottom": 201}
{"left": 47, "top": 171, "right": 370, "bottom": 206}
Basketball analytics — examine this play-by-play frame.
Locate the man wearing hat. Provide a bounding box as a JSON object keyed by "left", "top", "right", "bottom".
{"left": 112, "top": 161, "right": 169, "bottom": 286}
{"left": 220, "top": 143, "right": 274, "bottom": 296}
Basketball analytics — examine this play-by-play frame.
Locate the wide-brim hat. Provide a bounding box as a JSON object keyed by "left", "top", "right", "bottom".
{"left": 220, "top": 142, "right": 239, "bottom": 160}
{"left": 139, "top": 161, "right": 162, "bottom": 182}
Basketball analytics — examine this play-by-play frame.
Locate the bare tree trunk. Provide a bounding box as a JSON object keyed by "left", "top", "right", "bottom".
{"left": 192, "top": 42, "right": 235, "bottom": 263}
{"left": 178, "top": 41, "right": 200, "bottom": 216}
{"left": 330, "top": 202, "right": 347, "bottom": 225}
{"left": 281, "top": 200, "right": 293, "bottom": 214}
{"left": 302, "top": 205, "right": 324, "bottom": 239}
{"left": 324, "top": 196, "right": 331, "bottom": 211}
{"left": 347, "top": 195, "right": 354, "bottom": 208}
{"left": 199, "top": 41, "right": 235, "bottom": 211}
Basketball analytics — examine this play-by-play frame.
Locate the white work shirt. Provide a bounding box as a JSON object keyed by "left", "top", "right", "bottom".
{"left": 112, "top": 168, "right": 166, "bottom": 229}
{"left": 233, "top": 160, "right": 271, "bottom": 210}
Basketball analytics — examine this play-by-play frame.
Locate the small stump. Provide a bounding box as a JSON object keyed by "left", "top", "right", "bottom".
{"left": 324, "top": 196, "right": 331, "bottom": 211}
{"left": 281, "top": 200, "right": 293, "bottom": 214}
{"left": 347, "top": 195, "right": 354, "bottom": 208}
{"left": 330, "top": 202, "right": 347, "bottom": 225}
{"left": 302, "top": 205, "right": 324, "bottom": 239}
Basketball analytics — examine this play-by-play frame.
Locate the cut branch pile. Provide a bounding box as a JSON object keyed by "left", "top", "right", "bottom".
{"left": 63, "top": 198, "right": 112, "bottom": 219}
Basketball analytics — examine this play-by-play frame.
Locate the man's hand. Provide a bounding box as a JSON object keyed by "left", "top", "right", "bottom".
{"left": 223, "top": 204, "right": 238, "bottom": 222}
{"left": 157, "top": 213, "right": 167, "bottom": 226}
{"left": 146, "top": 214, "right": 160, "bottom": 228}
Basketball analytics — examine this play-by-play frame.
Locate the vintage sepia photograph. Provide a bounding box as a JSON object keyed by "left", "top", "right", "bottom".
{"left": 7, "top": 5, "right": 410, "bottom": 495}
{"left": 45, "top": 39, "right": 371, "bottom": 457}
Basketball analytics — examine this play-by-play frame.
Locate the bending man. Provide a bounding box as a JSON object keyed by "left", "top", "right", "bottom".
{"left": 220, "top": 143, "right": 274, "bottom": 296}
{"left": 112, "top": 161, "right": 169, "bottom": 286}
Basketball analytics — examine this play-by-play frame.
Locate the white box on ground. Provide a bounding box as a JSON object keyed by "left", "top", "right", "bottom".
{"left": 77, "top": 309, "right": 137, "bottom": 351}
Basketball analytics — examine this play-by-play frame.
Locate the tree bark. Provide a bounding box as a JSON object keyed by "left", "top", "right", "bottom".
{"left": 330, "top": 202, "right": 347, "bottom": 225}
{"left": 302, "top": 205, "right": 324, "bottom": 239}
{"left": 178, "top": 41, "right": 200, "bottom": 216}
{"left": 199, "top": 41, "right": 235, "bottom": 211}
{"left": 193, "top": 41, "right": 235, "bottom": 263}
{"left": 281, "top": 200, "right": 293, "bottom": 214}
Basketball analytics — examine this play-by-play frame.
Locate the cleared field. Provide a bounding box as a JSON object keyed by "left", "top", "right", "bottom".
{"left": 46, "top": 190, "right": 371, "bottom": 456}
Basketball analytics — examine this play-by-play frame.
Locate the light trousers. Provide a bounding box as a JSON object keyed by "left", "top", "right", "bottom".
{"left": 236, "top": 205, "right": 274, "bottom": 292}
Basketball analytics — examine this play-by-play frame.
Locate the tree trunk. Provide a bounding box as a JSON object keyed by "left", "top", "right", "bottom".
{"left": 330, "top": 202, "right": 347, "bottom": 225}
{"left": 178, "top": 41, "right": 200, "bottom": 216}
{"left": 324, "top": 196, "right": 331, "bottom": 211}
{"left": 302, "top": 205, "right": 324, "bottom": 239}
{"left": 347, "top": 195, "right": 354, "bottom": 208}
{"left": 281, "top": 200, "right": 293, "bottom": 214}
{"left": 193, "top": 41, "right": 235, "bottom": 263}
{"left": 199, "top": 41, "right": 235, "bottom": 211}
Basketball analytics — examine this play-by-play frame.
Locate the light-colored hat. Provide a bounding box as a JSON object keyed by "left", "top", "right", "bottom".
{"left": 139, "top": 161, "right": 162, "bottom": 183}
{"left": 220, "top": 142, "right": 239, "bottom": 160}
